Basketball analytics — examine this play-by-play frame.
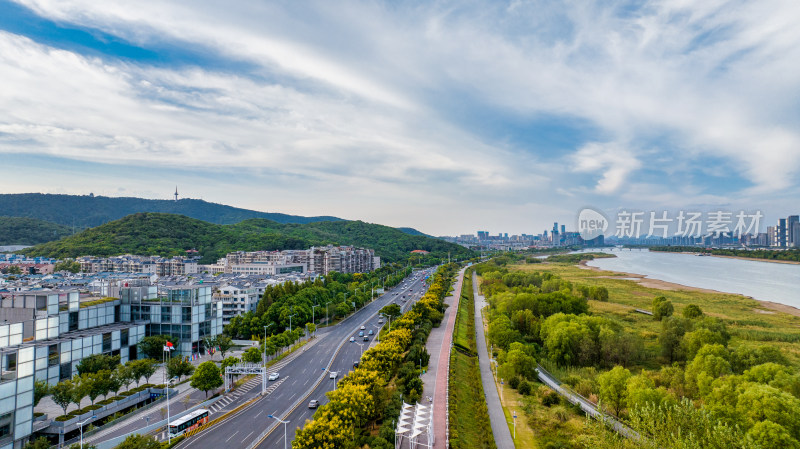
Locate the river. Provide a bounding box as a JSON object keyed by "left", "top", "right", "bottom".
{"left": 583, "top": 249, "right": 800, "bottom": 308}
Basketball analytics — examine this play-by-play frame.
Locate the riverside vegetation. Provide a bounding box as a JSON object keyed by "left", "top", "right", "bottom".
{"left": 476, "top": 255, "right": 800, "bottom": 449}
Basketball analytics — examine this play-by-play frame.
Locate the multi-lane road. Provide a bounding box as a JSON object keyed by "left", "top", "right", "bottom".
{"left": 175, "top": 269, "right": 434, "bottom": 449}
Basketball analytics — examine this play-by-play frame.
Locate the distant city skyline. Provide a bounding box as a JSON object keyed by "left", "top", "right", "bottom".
{"left": 1, "top": 1, "right": 799, "bottom": 236}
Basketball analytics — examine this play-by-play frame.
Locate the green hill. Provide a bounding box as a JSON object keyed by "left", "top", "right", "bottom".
{"left": 20, "top": 213, "right": 473, "bottom": 264}
{"left": 0, "top": 217, "right": 74, "bottom": 246}
{"left": 0, "top": 193, "right": 342, "bottom": 229}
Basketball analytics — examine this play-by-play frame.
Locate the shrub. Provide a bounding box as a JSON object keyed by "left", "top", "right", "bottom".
{"left": 509, "top": 376, "right": 520, "bottom": 390}
{"left": 542, "top": 390, "right": 560, "bottom": 407}
{"left": 518, "top": 380, "right": 532, "bottom": 395}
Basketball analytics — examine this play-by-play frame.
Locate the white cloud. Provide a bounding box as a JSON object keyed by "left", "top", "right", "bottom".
{"left": 2, "top": 0, "right": 800, "bottom": 233}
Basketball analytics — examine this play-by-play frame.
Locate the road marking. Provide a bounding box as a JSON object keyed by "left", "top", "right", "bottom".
{"left": 225, "top": 430, "right": 240, "bottom": 442}
{"left": 243, "top": 431, "right": 254, "bottom": 442}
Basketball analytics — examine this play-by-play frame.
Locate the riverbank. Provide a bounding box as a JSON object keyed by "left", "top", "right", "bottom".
{"left": 650, "top": 249, "right": 800, "bottom": 265}
{"left": 577, "top": 260, "right": 800, "bottom": 318}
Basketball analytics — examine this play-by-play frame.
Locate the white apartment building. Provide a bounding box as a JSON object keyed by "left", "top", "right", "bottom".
{"left": 214, "top": 284, "right": 260, "bottom": 325}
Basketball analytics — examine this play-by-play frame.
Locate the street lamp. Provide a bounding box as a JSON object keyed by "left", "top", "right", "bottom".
{"left": 263, "top": 323, "right": 273, "bottom": 365}
{"left": 77, "top": 415, "right": 96, "bottom": 449}
{"left": 267, "top": 415, "right": 290, "bottom": 449}
{"left": 288, "top": 313, "right": 296, "bottom": 332}
{"left": 311, "top": 304, "right": 320, "bottom": 330}
{"left": 513, "top": 410, "right": 517, "bottom": 439}
{"left": 165, "top": 376, "right": 178, "bottom": 443}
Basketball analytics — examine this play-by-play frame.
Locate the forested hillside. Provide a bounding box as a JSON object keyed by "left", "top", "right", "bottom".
{"left": 0, "top": 193, "right": 342, "bottom": 228}
{"left": 20, "top": 213, "right": 473, "bottom": 264}
{"left": 0, "top": 216, "right": 73, "bottom": 245}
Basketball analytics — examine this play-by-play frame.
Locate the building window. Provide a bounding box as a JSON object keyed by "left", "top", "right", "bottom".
{"left": 102, "top": 333, "right": 112, "bottom": 352}
{"left": 161, "top": 306, "right": 172, "bottom": 324}
{"left": 114, "top": 305, "right": 121, "bottom": 322}
{"left": 0, "top": 412, "right": 13, "bottom": 439}
{"left": 182, "top": 307, "right": 191, "bottom": 323}
{"left": 121, "top": 329, "right": 129, "bottom": 347}
{"left": 69, "top": 311, "right": 79, "bottom": 332}
{"left": 59, "top": 362, "right": 71, "bottom": 381}
{"left": 48, "top": 344, "right": 59, "bottom": 367}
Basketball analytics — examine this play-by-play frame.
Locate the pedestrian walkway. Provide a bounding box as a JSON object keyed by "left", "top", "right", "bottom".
{"left": 420, "top": 267, "right": 464, "bottom": 449}
{"left": 473, "top": 271, "right": 515, "bottom": 448}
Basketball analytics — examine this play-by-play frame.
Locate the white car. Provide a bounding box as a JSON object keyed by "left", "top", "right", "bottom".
{"left": 268, "top": 372, "right": 280, "bottom": 381}
{"left": 350, "top": 337, "right": 355, "bottom": 342}
{"left": 360, "top": 325, "right": 366, "bottom": 330}
{"left": 329, "top": 371, "right": 338, "bottom": 379}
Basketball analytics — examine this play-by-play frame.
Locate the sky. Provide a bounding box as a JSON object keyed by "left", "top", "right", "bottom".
{"left": 1, "top": 0, "right": 799, "bottom": 236}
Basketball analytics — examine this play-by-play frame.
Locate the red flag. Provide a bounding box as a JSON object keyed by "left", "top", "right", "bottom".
{"left": 166, "top": 341, "right": 174, "bottom": 348}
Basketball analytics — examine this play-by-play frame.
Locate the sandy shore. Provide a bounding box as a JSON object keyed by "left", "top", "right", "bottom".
{"left": 577, "top": 261, "right": 800, "bottom": 318}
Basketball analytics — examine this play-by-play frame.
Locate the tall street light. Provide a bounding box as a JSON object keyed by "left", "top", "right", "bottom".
{"left": 311, "top": 304, "right": 320, "bottom": 332}
{"left": 77, "top": 415, "right": 96, "bottom": 449}
{"left": 288, "top": 314, "right": 296, "bottom": 332}
{"left": 262, "top": 323, "right": 273, "bottom": 365}
{"left": 267, "top": 415, "right": 290, "bottom": 449}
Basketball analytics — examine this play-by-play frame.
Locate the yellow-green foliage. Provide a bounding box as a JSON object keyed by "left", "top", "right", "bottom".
{"left": 293, "top": 265, "right": 455, "bottom": 448}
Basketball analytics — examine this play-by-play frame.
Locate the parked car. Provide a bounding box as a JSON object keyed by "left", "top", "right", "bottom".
{"left": 308, "top": 399, "right": 319, "bottom": 409}
{"left": 268, "top": 372, "right": 280, "bottom": 381}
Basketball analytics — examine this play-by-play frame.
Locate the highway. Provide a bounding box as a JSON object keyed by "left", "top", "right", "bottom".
{"left": 175, "top": 269, "right": 434, "bottom": 449}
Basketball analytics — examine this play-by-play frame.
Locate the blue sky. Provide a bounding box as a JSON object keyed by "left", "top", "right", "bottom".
{"left": 1, "top": 0, "right": 799, "bottom": 235}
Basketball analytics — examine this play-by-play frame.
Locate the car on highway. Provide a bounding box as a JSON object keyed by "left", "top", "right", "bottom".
{"left": 363, "top": 336, "right": 369, "bottom": 342}
{"left": 369, "top": 329, "right": 374, "bottom": 335}
{"left": 359, "top": 331, "right": 364, "bottom": 337}
{"left": 378, "top": 319, "right": 384, "bottom": 324}
{"left": 349, "top": 337, "right": 355, "bottom": 342}
{"left": 360, "top": 325, "right": 366, "bottom": 330}
{"left": 330, "top": 371, "right": 338, "bottom": 379}
{"left": 308, "top": 399, "right": 319, "bottom": 409}
{"left": 268, "top": 372, "right": 280, "bottom": 381}
{"left": 353, "top": 361, "right": 360, "bottom": 368}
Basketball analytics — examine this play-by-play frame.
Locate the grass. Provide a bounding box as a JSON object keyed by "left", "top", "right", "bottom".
{"left": 449, "top": 269, "right": 496, "bottom": 449}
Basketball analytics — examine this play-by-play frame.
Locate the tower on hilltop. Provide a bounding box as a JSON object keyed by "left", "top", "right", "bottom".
{"left": 174, "top": 186, "right": 178, "bottom": 201}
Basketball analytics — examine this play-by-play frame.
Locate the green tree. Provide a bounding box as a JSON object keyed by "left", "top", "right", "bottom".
{"left": 76, "top": 354, "right": 121, "bottom": 375}
{"left": 166, "top": 356, "right": 195, "bottom": 381}
{"left": 138, "top": 335, "right": 178, "bottom": 360}
{"left": 745, "top": 420, "right": 800, "bottom": 449}
{"left": 736, "top": 383, "right": 800, "bottom": 439}
{"left": 2, "top": 265, "right": 22, "bottom": 275}
{"left": 686, "top": 344, "right": 732, "bottom": 397}
{"left": 191, "top": 361, "right": 223, "bottom": 398}
{"left": 33, "top": 380, "right": 50, "bottom": 407}
{"left": 129, "top": 359, "right": 158, "bottom": 386}
{"left": 380, "top": 303, "right": 402, "bottom": 321}
{"left": 78, "top": 373, "right": 104, "bottom": 406}
{"left": 51, "top": 379, "right": 75, "bottom": 415}
{"left": 242, "top": 347, "right": 262, "bottom": 364}
{"left": 23, "top": 437, "right": 51, "bottom": 449}
{"left": 116, "top": 434, "right": 162, "bottom": 449}
{"left": 652, "top": 296, "right": 674, "bottom": 321}
{"left": 597, "top": 365, "right": 632, "bottom": 416}
{"left": 659, "top": 316, "right": 691, "bottom": 362}
{"left": 54, "top": 260, "right": 82, "bottom": 273}
{"left": 683, "top": 304, "right": 704, "bottom": 319}
{"left": 220, "top": 356, "right": 241, "bottom": 370}
{"left": 212, "top": 334, "right": 234, "bottom": 359}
